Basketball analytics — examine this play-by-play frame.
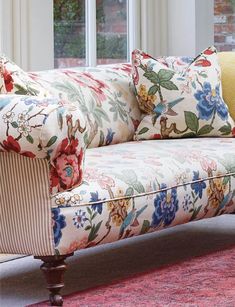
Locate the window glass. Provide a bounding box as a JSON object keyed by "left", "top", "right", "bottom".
{"left": 96, "top": 0, "right": 128, "bottom": 65}
{"left": 214, "top": 0, "right": 235, "bottom": 51}
{"left": 54, "top": 0, "right": 128, "bottom": 68}
{"left": 54, "top": 0, "right": 86, "bottom": 68}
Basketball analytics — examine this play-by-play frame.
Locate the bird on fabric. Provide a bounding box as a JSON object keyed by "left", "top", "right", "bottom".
{"left": 119, "top": 204, "right": 148, "bottom": 239}
{"left": 153, "top": 97, "right": 184, "bottom": 118}
{"left": 214, "top": 190, "right": 235, "bottom": 216}
{"left": 0, "top": 96, "right": 12, "bottom": 111}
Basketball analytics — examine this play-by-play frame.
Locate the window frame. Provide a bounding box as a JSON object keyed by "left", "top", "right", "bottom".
{"left": 0, "top": 0, "right": 142, "bottom": 70}
{"left": 0, "top": 0, "right": 215, "bottom": 71}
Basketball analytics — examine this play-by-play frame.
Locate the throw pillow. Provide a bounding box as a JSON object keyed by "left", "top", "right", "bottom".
{"left": 218, "top": 52, "right": 235, "bottom": 121}
{"left": 0, "top": 54, "right": 49, "bottom": 97}
{"left": 132, "top": 47, "right": 234, "bottom": 140}
{"left": 29, "top": 64, "right": 141, "bottom": 148}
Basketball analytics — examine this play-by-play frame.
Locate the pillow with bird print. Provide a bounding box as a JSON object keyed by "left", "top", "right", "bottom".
{"left": 131, "top": 46, "right": 235, "bottom": 140}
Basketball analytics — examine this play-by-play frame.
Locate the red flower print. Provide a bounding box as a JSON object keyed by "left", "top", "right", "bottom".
{"left": 194, "top": 59, "right": 211, "bottom": 67}
{"left": 203, "top": 49, "right": 214, "bottom": 55}
{"left": 142, "top": 52, "right": 151, "bottom": 60}
{"left": 152, "top": 134, "right": 162, "bottom": 139}
{"left": 232, "top": 127, "right": 235, "bottom": 137}
{"left": 132, "top": 66, "right": 139, "bottom": 85}
{"left": 132, "top": 119, "right": 140, "bottom": 130}
{"left": 3, "top": 69, "right": 14, "bottom": 92}
{"left": 117, "top": 64, "right": 132, "bottom": 74}
{"left": 50, "top": 137, "right": 83, "bottom": 192}
{"left": 1, "top": 135, "right": 36, "bottom": 158}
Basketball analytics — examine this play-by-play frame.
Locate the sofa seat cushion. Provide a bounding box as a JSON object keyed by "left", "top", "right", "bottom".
{"left": 51, "top": 138, "right": 235, "bottom": 255}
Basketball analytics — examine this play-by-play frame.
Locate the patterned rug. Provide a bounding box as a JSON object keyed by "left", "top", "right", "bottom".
{"left": 29, "top": 246, "right": 235, "bottom": 307}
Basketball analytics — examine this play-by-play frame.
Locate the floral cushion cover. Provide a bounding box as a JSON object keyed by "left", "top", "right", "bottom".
{"left": 132, "top": 47, "right": 235, "bottom": 140}
{"left": 29, "top": 64, "right": 141, "bottom": 148}
{"left": 49, "top": 138, "right": 235, "bottom": 254}
{"left": 0, "top": 55, "right": 48, "bottom": 97}
{"left": 0, "top": 95, "right": 87, "bottom": 195}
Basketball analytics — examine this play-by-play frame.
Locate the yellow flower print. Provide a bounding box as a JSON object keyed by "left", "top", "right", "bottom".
{"left": 106, "top": 188, "right": 131, "bottom": 227}
{"left": 137, "top": 84, "right": 156, "bottom": 114}
{"left": 207, "top": 176, "right": 227, "bottom": 209}
{"left": 55, "top": 196, "right": 67, "bottom": 206}
{"left": 112, "top": 215, "right": 123, "bottom": 227}
{"left": 107, "top": 200, "right": 115, "bottom": 211}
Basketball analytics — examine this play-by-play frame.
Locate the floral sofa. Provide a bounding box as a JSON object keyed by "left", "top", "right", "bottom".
{"left": 0, "top": 52, "right": 235, "bottom": 306}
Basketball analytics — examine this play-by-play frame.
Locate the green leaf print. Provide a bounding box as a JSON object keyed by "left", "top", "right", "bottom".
{"left": 184, "top": 111, "right": 199, "bottom": 132}
{"left": 219, "top": 122, "right": 232, "bottom": 135}
{"left": 160, "top": 80, "right": 178, "bottom": 91}
{"left": 138, "top": 127, "right": 149, "bottom": 135}
{"left": 11, "top": 121, "right": 18, "bottom": 128}
{"left": 88, "top": 221, "right": 102, "bottom": 242}
{"left": 53, "top": 80, "right": 81, "bottom": 102}
{"left": 158, "top": 69, "right": 175, "bottom": 81}
{"left": 46, "top": 136, "right": 58, "bottom": 147}
{"left": 140, "top": 220, "right": 150, "bottom": 234}
{"left": 182, "top": 132, "right": 196, "bottom": 138}
{"left": 26, "top": 134, "right": 34, "bottom": 144}
{"left": 198, "top": 125, "right": 214, "bottom": 135}
{"left": 115, "top": 170, "right": 145, "bottom": 193}
{"left": 143, "top": 71, "right": 159, "bottom": 84}
{"left": 148, "top": 85, "right": 158, "bottom": 95}
{"left": 99, "top": 130, "right": 105, "bottom": 146}
{"left": 125, "top": 187, "right": 134, "bottom": 196}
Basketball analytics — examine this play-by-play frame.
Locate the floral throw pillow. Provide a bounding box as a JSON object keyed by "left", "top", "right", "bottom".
{"left": 0, "top": 54, "right": 49, "bottom": 97}
{"left": 132, "top": 47, "right": 234, "bottom": 140}
{"left": 29, "top": 64, "right": 141, "bottom": 148}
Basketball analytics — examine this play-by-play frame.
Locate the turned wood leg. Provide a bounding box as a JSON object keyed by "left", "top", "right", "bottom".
{"left": 35, "top": 253, "right": 73, "bottom": 306}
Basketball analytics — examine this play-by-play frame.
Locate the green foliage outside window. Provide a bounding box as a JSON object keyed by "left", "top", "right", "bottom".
{"left": 54, "top": 0, "right": 127, "bottom": 60}
{"left": 230, "top": 0, "right": 235, "bottom": 10}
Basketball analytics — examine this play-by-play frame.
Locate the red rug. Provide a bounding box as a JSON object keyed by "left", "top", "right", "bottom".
{"left": 30, "top": 246, "right": 235, "bottom": 307}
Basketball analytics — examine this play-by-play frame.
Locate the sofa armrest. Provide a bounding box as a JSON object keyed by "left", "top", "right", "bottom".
{"left": 0, "top": 94, "right": 87, "bottom": 195}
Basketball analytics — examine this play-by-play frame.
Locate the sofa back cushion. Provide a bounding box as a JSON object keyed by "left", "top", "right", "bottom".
{"left": 30, "top": 64, "right": 141, "bottom": 148}
{"left": 0, "top": 54, "right": 48, "bottom": 97}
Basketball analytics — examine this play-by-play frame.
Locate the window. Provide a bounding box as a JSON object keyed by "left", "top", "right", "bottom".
{"left": 2, "top": 0, "right": 218, "bottom": 71}
{"left": 214, "top": 0, "right": 235, "bottom": 51}
{"left": 54, "top": 0, "right": 128, "bottom": 68}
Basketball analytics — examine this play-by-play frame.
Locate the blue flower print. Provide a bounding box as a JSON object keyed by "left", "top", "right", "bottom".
{"left": 181, "top": 56, "right": 193, "bottom": 64}
{"left": 191, "top": 171, "right": 206, "bottom": 199}
{"left": 105, "top": 128, "right": 115, "bottom": 145}
{"left": 182, "top": 194, "right": 193, "bottom": 211}
{"left": 151, "top": 184, "right": 179, "bottom": 228}
{"left": 52, "top": 208, "right": 66, "bottom": 247}
{"left": 73, "top": 209, "right": 87, "bottom": 228}
{"left": 90, "top": 191, "right": 105, "bottom": 214}
{"left": 195, "top": 82, "right": 228, "bottom": 121}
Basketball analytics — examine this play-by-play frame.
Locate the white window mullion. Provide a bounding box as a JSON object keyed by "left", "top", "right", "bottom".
{"left": 127, "top": 0, "right": 141, "bottom": 61}
{"left": 86, "top": 0, "right": 97, "bottom": 66}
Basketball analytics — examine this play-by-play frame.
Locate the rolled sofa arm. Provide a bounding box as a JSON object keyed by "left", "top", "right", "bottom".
{"left": 0, "top": 94, "right": 87, "bottom": 195}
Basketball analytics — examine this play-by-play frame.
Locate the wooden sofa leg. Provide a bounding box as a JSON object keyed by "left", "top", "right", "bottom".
{"left": 34, "top": 253, "right": 74, "bottom": 306}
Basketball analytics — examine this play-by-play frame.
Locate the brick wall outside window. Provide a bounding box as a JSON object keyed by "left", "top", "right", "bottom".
{"left": 214, "top": 0, "right": 235, "bottom": 51}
